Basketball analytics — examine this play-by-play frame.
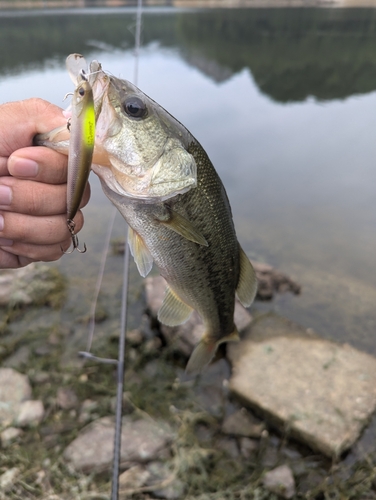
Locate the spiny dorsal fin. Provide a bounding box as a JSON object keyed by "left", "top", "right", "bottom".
{"left": 186, "top": 327, "right": 239, "bottom": 374}
{"left": 236, "top": 245, "right": 258, "bottom": 307}
{"left": 157, "top": 209, "right": 208, "bottom": 247}
{"left": 158, "top": 286, "right": 193, "bottom": 326}
{"left": 128, "top": 226, "right": 153, "bottom": 278}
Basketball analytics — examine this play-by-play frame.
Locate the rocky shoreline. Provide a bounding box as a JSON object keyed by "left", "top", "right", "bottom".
{"left": 0, "top": 262, "right": 376, "bottom": 499}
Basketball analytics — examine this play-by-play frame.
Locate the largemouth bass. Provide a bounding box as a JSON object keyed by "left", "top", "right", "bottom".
{"left": 36, "top": 55, "right": 257, "bottom": 373}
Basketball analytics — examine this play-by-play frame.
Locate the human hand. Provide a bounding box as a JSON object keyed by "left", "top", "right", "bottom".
{"left": 0, "top": 98, "right": 90, "bottom": 269}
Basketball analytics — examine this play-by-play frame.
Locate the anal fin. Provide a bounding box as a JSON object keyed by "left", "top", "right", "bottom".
{"left": 156, "top": 208, "right": 208, "bottom": 247}
{"left": 128, "top": 227, "right": 153, "bottom": 278}
{"left": 158, "top": 286, "right": 193, "bottom": 326}
{"left": 236, "top": 245, "right": 257, "bottom": 307}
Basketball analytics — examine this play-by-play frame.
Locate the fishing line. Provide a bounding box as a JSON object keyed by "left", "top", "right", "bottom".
{"left": 85, "top": 207, "right": 117, "bottom": 353}
{"left": 78, "top": 1, "right": 143, "bottom": 497}
{"left": 110, "top": 1, "right": 143, "bottom": 498}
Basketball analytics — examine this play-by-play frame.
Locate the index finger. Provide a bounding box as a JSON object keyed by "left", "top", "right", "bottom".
{"left": 0, "top": 98, "right": 66, "bottom": 176}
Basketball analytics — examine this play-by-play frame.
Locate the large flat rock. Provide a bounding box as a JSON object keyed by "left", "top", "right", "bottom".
{"left": 228, "top": 315, "right": 376, "bottom": 458}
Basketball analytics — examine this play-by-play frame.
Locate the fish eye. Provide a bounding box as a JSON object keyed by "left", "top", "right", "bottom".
{"left": 123, "top": 96, "right": 147, "bottom": 119}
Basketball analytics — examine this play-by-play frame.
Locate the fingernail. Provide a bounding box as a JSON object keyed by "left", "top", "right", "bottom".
{"left": 8, "top": 156, "right": 38, "bottom": 177}
{"left": 0, "top": 237, "right": 13, "bottom": 246}
{"left": 0, "top": 215, "right": 4, "bottom": 231}
{"left": 0, "top": 185, "right": 12, "bottom": 206}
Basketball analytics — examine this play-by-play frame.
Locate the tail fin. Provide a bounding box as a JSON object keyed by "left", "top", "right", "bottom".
{"left": 185, "top": 327, "right": 239, "bottom": 374}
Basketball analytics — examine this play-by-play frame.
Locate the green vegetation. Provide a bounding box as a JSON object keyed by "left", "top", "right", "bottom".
{"left": 2, "top": 8, "right": 376, "bottom": 102}
{"left": 177, "top": 8, "right": 376, "bottom": 102}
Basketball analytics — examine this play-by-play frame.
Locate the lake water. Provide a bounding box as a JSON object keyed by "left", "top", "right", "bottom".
{"left": 1, "top": 7, "right": 376, "bottom": 357}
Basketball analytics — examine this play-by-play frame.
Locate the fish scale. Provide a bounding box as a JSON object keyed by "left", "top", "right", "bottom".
{"left": 100, "top": 139, "right": 239, "bottom": 341}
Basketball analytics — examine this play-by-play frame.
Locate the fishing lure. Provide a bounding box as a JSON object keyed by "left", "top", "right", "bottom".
{"left": 65, "top": 73, "right": 96, "bottom": 253}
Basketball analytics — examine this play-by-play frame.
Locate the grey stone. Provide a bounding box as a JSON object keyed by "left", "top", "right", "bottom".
{"left": 64, "top": 416, "right": 175, "bottom": 473}
{"left": 222, "top": 408, "right": 265, "bottom": 438}
{"left": 126, "top": 329, "right": 144, "bottom": 346}
{"left": 80, "top": 399, "right": 99, "bottom": 413}
{"left": 194, "top": 385, "right": 224, "bottom": 418}
{"left": 0, "top": 427, "right": 23, "bottom": 447}
{"left": 2, "top": 345, "right": 31, "bottom": 369}
{"left": 216, "top": 436, "right": 239, "bottom": 459}
{"left": 0, "top": 368, "right": 32, "bottom": 428}
{"left": 194, "top": 424, "right": 215, "bottom": 443}
{"left": 16, "top": 400, "right": 45, "bottom": 427}
{"left": 193, "top": 358, "right": 231, "bottom": 417}
{"left": 262, "top": 465, "right": 296, "bottom": 499}
{"left": 253, "top": 261, "right": 301, "bottom": 300}
{"left": 146, "top": 462, "right": 185, "bottom": 499}
{"left": 239, "top": 437, "right": 258, "bottom": 458}
{"left": 0, "top": 467, "right": 20, "bottom": 492}
{"left": 119, "top": 464, "right": 151, "bottom": 490}
{"left": 56, "top": 388, "right": 79, "bottom": 410}
{"left": 0, "top": 263, "right": 64, "bottom": 307}
{"left": 229, "top": 317, "right": 376, "bottom": 457}
{"left": 31, "top": 371, "right": 50, "bottom": 384}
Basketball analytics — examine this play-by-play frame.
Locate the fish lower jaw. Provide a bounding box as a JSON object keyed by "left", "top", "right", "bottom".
{"left": 91, "top": 163, "right": 129, "bottom": 197}
{"left": 91, "top": 163, "right": 192, "bottom": 203}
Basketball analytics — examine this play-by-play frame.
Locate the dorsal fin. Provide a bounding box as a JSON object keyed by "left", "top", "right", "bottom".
{"left": 128, "top": 227, "right": 153, "bottom": 278}
{"left": 236, "top": 245, "right": 257, "bottom": 307}
{"left": 158, "top": 286, "right": 193, "bottom": 326}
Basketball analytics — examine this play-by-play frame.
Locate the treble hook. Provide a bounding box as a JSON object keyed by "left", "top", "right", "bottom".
{"left": 62, "top": 219, "right": 87, "bottom": 254}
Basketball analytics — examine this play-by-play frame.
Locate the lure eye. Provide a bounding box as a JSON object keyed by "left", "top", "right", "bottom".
{"left": 123, "top": 96, "right": 147, "bottom": 119}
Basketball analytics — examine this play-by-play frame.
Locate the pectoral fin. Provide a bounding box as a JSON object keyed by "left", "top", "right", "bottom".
{"left": 158, "top": 286, "right": 193, "bottom": 326}
{"left": 156, "top": 209, "right": 208, "bottom": 247}
{"left": 236, "top": 245, "right": 258, "bottom": 307}
{"left": 128, "top": 227, "right": 153, "bottom": 278}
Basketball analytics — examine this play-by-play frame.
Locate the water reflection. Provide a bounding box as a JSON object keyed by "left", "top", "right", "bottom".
{"left": 0, "top": 7, "right": 375, "bottom": 357}
{"left": 2, "top": 8, "right": 376, "bottom": 101}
